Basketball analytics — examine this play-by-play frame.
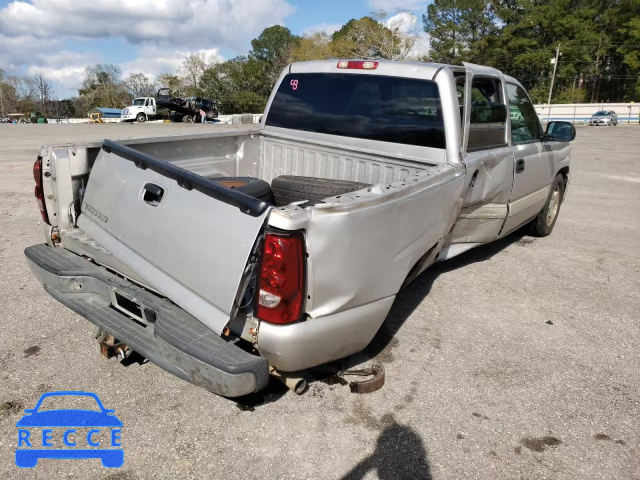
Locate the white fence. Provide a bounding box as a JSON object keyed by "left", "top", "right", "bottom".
{"left": 46, "top": 114, "right": 262, "bottom": 125}
{"left": 46, "top": 117, "right": 121, "bottom": 124}
{"left": 217, "top": 114, "right": 262, "bottom": 124}
{"left": 44, "top": 106, "right": 640, "bottom": 126}
{"left": 534, "top": 103, "right": 640, "bottom": 124}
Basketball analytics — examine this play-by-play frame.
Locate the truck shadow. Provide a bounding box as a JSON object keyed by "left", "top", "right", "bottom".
{"left": 341, "top": 420, "right": 432, "bottom": 480}
{"left": 231, "top": 378, "right": 289, "bottom": 411}
{"left": 342, "top": 229, "right": 528, "bottom": 369}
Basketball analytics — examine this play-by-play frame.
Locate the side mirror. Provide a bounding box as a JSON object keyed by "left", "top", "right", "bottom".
{"left": 545, "top": 121, "right": 576, "bottom": 141}
{"left": 23, "top": 409, "right": 35, "bottom": 415}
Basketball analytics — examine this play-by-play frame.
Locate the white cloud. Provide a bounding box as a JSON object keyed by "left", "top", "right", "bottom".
{"left": 302, "top": 23, "right": 342, "bottom": 37}
{"left": 368, "top": 0, "right": 426, "bottom": 11}
{"left": 0, "top": 32, "right": 92, "bottom": 93}
{"left": 120, "top": 46, "right": 224, "bottom": 79}
{"left": 0, "top": 0, "right": 295, "bottom": 51}
{"left": 0, "top": 0, "right": 295, "bottom": 97}
{"left": 384, "top": 12, "right": 430, "bottom": 59}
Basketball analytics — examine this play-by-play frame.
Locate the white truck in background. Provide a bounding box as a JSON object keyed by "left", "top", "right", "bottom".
{"left": 121, "top": 89, "right": 219, "bottom": 123}
{"left": 26, "top": 60, "right": 575, "bottom": 397}
{"left": 121, "top": 97, "right": 159, "bottom": 123}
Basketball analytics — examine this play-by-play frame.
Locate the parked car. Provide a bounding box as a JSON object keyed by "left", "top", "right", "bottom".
{"left": 589, "top": 110, "right": 618, "bottom": 126}
{"left": 25, "top": 59, "right": 575, "bottom": 397}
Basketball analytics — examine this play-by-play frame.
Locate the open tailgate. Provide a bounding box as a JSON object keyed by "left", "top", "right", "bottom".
{"left": 77, "top": 140, "right": 271, "bottom": 335}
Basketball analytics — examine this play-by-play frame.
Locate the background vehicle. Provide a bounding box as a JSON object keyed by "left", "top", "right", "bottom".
{"left": 25, "top": 60, "right": 575, "bottom": 397}
{"left": 589, "top": 110, "right": 618, "bottom": 125}
{"left": 121, "top": 89, "right": 219, "bottom": 123}
{"left": 88, "top": 112, "right": 104, "bottom": 123}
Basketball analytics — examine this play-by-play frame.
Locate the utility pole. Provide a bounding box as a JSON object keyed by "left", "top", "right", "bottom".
{"left": 547, "top": 44, "right": 561, "bottom": 105}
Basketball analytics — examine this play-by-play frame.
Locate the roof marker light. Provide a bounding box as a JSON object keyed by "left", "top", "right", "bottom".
{"left": 336, "top": 60, "right": 379, "bottom": 70}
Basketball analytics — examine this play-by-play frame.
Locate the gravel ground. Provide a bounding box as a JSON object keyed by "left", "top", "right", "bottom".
{"left": 0, "top": 123, "right": 638, "bottom": 479}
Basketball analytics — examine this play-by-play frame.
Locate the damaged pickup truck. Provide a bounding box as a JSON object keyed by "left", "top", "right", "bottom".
{"left": 25, "top": 60, "right": 575, "bottom": 397}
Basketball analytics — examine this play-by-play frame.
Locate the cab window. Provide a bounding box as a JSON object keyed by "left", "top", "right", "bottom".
{"left": 467, "top": 77, "right": 507, "bottom": 151}
{"left": 506, "top": 83, "right": 541, "bottom": 144}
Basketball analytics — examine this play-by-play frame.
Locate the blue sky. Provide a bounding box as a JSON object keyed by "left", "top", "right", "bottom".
{"left": 0, "top": 0, "right": 428, "bottom": 97}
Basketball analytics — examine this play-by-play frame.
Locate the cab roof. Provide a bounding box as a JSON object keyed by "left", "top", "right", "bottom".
{"left": 289, "top": 59, "right": 507, "bottom": 81}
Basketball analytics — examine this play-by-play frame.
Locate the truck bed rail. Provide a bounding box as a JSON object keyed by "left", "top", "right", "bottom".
{"left": 102, "top": 139, "right": 270, "bottom": 217}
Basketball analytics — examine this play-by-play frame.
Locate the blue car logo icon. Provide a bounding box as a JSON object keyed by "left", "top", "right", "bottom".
{"left": 15, "top": 391, "right": 123, "bottom": 468}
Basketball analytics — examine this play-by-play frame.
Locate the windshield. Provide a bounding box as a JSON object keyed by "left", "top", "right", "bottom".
{"left": 594, "top": 111, "right": 608, "bottom": 116}
{"left": 37, "top": 395, "right": 102, "bottom": 412}
{"left": 133, "top": 99, "right": 145, "bottom": 106}
{"left": 266, "top": 73, "right": 446, "bottom": 149}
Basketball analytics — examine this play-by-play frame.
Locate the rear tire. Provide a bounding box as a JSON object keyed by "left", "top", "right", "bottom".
{"left": 183, "top": 115, "right": 193, "bottom": 123}
{"left": 271, "top": 176, "right": 371, "bottom": 207}
{"left": 136, "top": 113, "right": 146, "bottom": 123}
{"left": 529, "top": 174, "right": 565, "bottom": 237}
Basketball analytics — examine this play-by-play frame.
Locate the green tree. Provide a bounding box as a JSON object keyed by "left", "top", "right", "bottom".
{"left": 179, "top": 52, "right": 207, "bottom": 95}
{"left": 156, "top": 73, "right": 184, "bottom": 96}
{"left": 200, "top": 56, "right": 269, "bottom": 113}
{"left": 290, "top": 32, "right": 334, "bottom": 62}
{"left": 124, "top": 72, "right": 156, "bottom": 98}
{"left": 250, "top": 25, "right": 300, "bottom": 87}
{"left": 423, "top": 0, "right": 496, "bottom": 64}
{"left": 79, "top": 64, "right": 130, "bottom": 109}
{"left": 331, "top": 16, "right": 402, "bottom": 59}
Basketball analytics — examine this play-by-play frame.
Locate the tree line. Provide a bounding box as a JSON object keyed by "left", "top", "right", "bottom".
{"left": 1, "top": 1, "right": 638, "bottom": 118}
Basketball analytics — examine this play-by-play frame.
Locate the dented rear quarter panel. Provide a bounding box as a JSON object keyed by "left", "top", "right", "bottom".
{"left": 268, "top": 165, "right": 466, "bottom": 319}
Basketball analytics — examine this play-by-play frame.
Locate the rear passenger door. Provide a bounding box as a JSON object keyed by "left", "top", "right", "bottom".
{"left": 501, "top": 83, "right": 553, "bottom": 235}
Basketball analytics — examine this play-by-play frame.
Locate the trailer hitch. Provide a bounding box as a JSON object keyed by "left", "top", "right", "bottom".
{"left": 340, "top": 363, "right": 385, "bottom": 394}
{"left": 95, "top": 329, "right": 128, "bottom": 360}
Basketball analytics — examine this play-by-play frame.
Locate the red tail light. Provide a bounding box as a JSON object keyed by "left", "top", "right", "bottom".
{"left": 33, "top": 158, "right": 50, "bottom": 224}
{"left": 256, "top": 231, "right": 305, "bottom": 325}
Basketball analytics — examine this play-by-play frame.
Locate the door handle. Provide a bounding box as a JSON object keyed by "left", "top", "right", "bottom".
{"left": 143, "top": 183, "right": 164, "bottom": 205}
{"left": 516, "top": 159, "right": 525, "bottom": 173}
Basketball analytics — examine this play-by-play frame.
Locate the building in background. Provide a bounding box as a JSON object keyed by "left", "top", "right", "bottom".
{"left": 88, "top": 107, "right": 122, "bottom": 119}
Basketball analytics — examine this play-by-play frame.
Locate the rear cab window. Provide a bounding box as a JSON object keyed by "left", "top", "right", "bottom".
{"left": 265, "top": 73, "right": 446, "bottom": 150}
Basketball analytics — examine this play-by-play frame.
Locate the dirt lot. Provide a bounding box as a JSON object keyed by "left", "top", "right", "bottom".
{"left": 0, "top": 123, "right": 638, "bottom": 479}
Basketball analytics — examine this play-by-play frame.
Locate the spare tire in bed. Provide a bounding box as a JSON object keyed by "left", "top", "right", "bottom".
{"left": 208, "top": 176, "right": 274, "bottom": 204}
{"left": 271, "top": 176, "right": 371, "bottom": 207}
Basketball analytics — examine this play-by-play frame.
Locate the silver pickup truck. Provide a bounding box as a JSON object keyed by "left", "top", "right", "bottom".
{"left": 25, "top": 60, "right": 575, "bottom": 397}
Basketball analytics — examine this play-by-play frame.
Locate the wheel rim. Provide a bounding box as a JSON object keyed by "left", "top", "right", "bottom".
{"left": 546, "top": 186, "right": 561, "bottom": 227}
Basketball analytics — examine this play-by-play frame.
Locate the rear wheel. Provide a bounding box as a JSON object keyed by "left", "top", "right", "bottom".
{"left": 136, "top": 113, "right": 146, "bottom": 123}
{"left": 182, "top": 115, "right": 193, "bottom": 123}
{"left": 529, "top": 174, "right": 565, "bottom": 237}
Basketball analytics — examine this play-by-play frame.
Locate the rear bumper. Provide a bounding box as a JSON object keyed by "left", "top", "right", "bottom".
{"left": 24, "top": 244, "right": 269, "bottom": 397}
